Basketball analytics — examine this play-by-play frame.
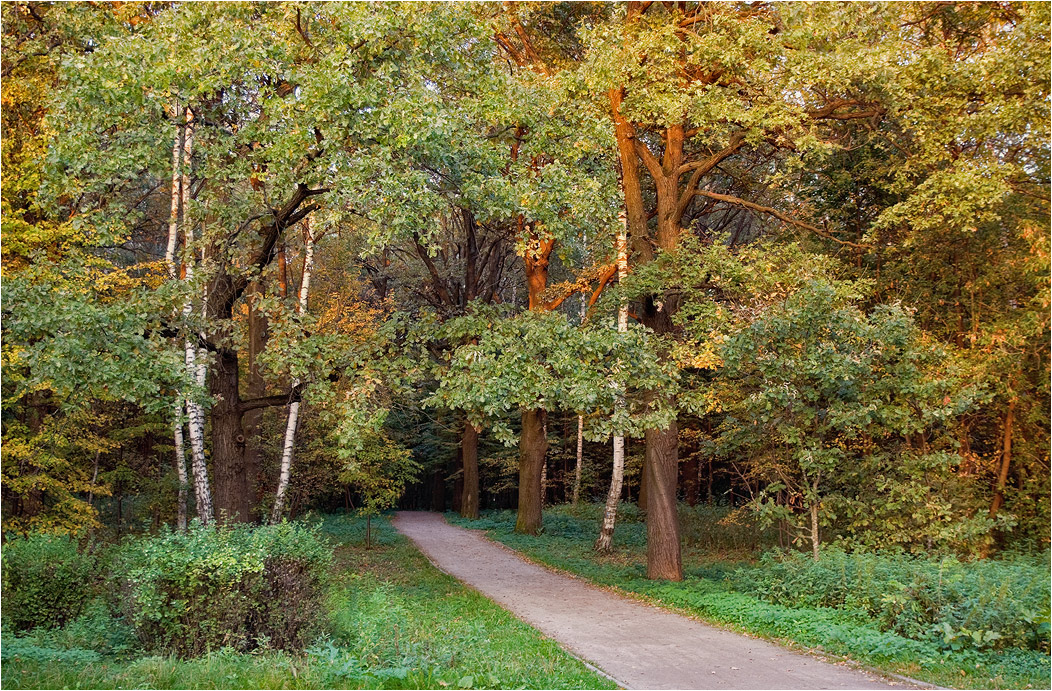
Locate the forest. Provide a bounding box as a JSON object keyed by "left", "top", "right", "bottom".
{"left": 1, "top": 2, "right": 1049, "bottom": 690}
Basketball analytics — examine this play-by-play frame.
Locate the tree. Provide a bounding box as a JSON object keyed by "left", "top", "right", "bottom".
{"left": 339, "top": 432, "right": 419, "bottom": 547}
{"left": 718, "top": 280, "right": 975, "bottom": 559}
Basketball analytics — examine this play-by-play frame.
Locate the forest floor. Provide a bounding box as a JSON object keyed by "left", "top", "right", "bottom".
{"left": 393, "top": 511, "right": 914, "bottom": 691}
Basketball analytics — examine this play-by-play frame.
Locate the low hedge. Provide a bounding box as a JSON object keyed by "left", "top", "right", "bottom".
{"left": 2, "top": 532, "right": 98, "bottom": 631}
{"left": 117, "top": 520, "right": 332, "bottom": 657}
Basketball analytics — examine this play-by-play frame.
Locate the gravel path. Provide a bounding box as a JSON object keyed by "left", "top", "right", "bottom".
{"left": 393, "top": 511, "right": 918, "bottom": 691}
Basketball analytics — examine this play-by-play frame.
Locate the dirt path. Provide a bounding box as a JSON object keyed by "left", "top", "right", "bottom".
{"left": 393, "top": 512, "right": 918, "bottom": 691}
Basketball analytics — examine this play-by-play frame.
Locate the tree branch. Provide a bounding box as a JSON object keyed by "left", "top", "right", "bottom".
{"left": 676, "top": 132, "right": 746, "bottom": 219}
{"left": 238, "top": 384, "right": 304, "bottom": 414}
{"left": 634, "top": 138, "right": 663, "bottom": 180}
{"left": 692, "top": 189, "right": 871, "bottom": 249}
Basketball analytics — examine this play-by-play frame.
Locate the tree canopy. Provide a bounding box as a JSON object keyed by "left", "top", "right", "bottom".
{"left": 2, "top": 1, "right": 1048, "bottom": 572}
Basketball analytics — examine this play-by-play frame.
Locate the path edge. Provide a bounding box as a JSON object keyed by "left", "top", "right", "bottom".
{"left": 422, "top": 512, "right": 946, "bottom": 691}
{"left": 390, "top": 511, "right": 629, "bottom": 690}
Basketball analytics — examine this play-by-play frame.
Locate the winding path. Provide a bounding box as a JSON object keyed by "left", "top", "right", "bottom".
{"left": 393, "top": 511, "right": 919, "bottom": 691}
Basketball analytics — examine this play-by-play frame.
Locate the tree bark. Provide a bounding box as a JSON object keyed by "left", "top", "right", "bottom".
{"left": 596, "top": 212, "right": 630, "bottom": 552}
{"left": 271, "top": 218, "right": 315, "bottom": 523}
{"left": 573, "top": 414, "right": 584, "bottom": 503}
{"left": 430, "top": 469, "right": 446, "bottom": 512}
{"left": 178, "top": 106, "right": 214, "bottom": 524}
{"left": 595, "top": 429, "right": 625, "bottom": 552}
{"left": 682, "top": 451, "right": 699, "bottom": 507}
{"left": 165, "top": 107, "right": 189, "bottom": 531}
{"left": 242, "top": 284, "right": 267, "bottom": 523}
{"left": 645, "top": 421, "right": 682, "bottom": 580}
{"left": 516, "top": 407, "right": 548, "bottom": 534}
{"left": 173, "top": 402, "right": 188, "bottom": 530}
{"left": 460, "top": 419, "right": 480, "bottom": 520}
{"left": 988, "top": 398, "right": 1016, "bottom": 520}
{"left": 210, "top": 345, "right": 249, "bottom": 522}
{"left": 514, "top": 228, "right": 554, "bottom": 534}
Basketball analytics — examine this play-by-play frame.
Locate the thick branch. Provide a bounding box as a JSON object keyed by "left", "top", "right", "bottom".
{"left": 238, "top": 384, "right": 304, "bottom": 414}
{"left": 676, "top": 132, "right": 746, "bottom": 219}
{"left": 413, "top": 235, "right": 455, "bottom": 306}
{"left": 232, "top": 184, "right": 327, "bottom": 301}
{"left": 633, "top": 138, "right": 663, "bottom": 180}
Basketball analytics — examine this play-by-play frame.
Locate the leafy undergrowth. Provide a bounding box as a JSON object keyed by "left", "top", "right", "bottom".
{"left": 1, "top": 514, "right": 614, "bottom": 690}
{"left": 449, "top": 505, "right": 1052, "bottom": 690}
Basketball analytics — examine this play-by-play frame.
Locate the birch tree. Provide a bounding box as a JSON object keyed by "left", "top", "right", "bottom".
{"left": 595, "top": 213, "right": 629, "bottom": 552}
{"left": 270, "top": 217, "right": 316, "bottom": 523}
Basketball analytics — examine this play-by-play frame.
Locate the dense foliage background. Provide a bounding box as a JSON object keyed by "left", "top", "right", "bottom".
{"left": 1, "top": 6, "right": 1048, "bottom": 680}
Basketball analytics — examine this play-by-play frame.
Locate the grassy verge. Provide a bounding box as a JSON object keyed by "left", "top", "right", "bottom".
{"left": 1, "top": 513, "right": 615, "bottom": 690}
{"left": 448, "top": 505, "right": 1051, "bottom": 690}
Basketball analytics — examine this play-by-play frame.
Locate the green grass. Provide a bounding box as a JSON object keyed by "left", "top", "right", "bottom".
{"left": 448, "top": 504, "right": 1052, "bottom": 690}
{"left": 1, "top": 513, "right": 615, "bottom": 690}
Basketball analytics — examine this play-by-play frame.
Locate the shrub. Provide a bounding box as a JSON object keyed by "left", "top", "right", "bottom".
{"left": 738, "top": 548, "right": 1051, "bottom": 651}
{"left": 1, "top": 532, "right": 98, "bottom": 631}
{"left": 116, "top": 520, "right": 333, "bottom": 657}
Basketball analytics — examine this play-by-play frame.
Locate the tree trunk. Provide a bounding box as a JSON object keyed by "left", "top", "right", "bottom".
{"left": 573, "top": 414, "right": 584, "bottom": 503}
{"left": 638, "top": 456, "right": 648, "bottom": 512}
{"left": 242, "top": 284, "right": 267, "bottom": 523}
{"left": 645, "top": 422, "right": 682, "bottom": 580}
{"left": 211, "top": 346, "right": 250, "bottom": 523}
{"left": 810, "top": 500, "right": 820, "bottom": 561}
{"left": 515, "top": 407, "right": 547, "bottom": 534}
{"left": 595, "top": 433, "right": 625, "bottom": 552}
{"left": 682, "top": 452, "right": 699, "bottom": 507}
{"left": 178, "top": 105, "right": 214, "bottom": 524}
{"left": 430, "top": 469, "right": 446, "bottom": 512}
{"left": 988, "top": 399, "right": 1016, "bottom": 520}
{"left": 172, "top": 403, "right": 188, "bottom": 530}
{"left": 515, "top": 228, "right": 553, "bottom": 533}
{"left": 271, "top": 219, "right": 315, "bottom": 523}
{"left": 460, "top": 420, "right": 480, "bottom": 519}
{"left": 596, "top": 213, "right": 630, "bottom": 552}
{"left": 165, "top": 105, "right": 192, "bottom": 530}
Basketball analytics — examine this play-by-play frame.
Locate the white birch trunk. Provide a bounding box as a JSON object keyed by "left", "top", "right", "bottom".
{"left": 271, "top": 218, "right": 316, "bottom": 523}
{"left": 573, "top": 414, "right": 584, "bottom": 504}
{"left": 178, "top": 106, "right": 213, "bottom": 523}
{"left": 573, "top": 289, "right": 586, "bottom": 504}
{"left": 596, "top": 212, "right": 629, "bottom": 551}
{"left": 165, "top": 106, "right": 190, "bottom": 530}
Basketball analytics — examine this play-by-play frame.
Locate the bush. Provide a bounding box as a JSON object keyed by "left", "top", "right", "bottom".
{"left": 738, "top": 548, "right": 1051, "bottom": 652}
{"left": 2, "top": 532, "right": 98, "bottom": 631}
{"left": 116, "top": 520, "right": 333, "bottom": 657}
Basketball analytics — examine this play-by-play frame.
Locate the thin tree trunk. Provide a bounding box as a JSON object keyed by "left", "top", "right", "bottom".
{"left": 173, "top": 402, "right": 188, "bottom": 530}
{"left": 573, "top": 414, "right": 584, "bottom": 504}
{"left": 984, "top": 398, "right": 1018, "bottom": 556}
{"left": 596, "top": 213, "right": 630, "bottom": 552}
{"left": 87, "top": 451, "right": 100, "bottom": 507}
{"left": 165, "top": 106, "right": 190, "bottom": 530}
{"left": 810, "top": 500, "right": 820, "bottom": 561}
{"left": 460, "top": 419, "right": 480, "bottom": 519}
{"left": 573, "top": 287, "right": 586, "bottom": 505}
{"left": 540, "top": 449, "right": 548, "bottom": 508}
{"left": 174, "top": 105, "right": 213, "bottom": 523}
{"left": 271, "top": 218, "right": 315, "bottom": 523}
